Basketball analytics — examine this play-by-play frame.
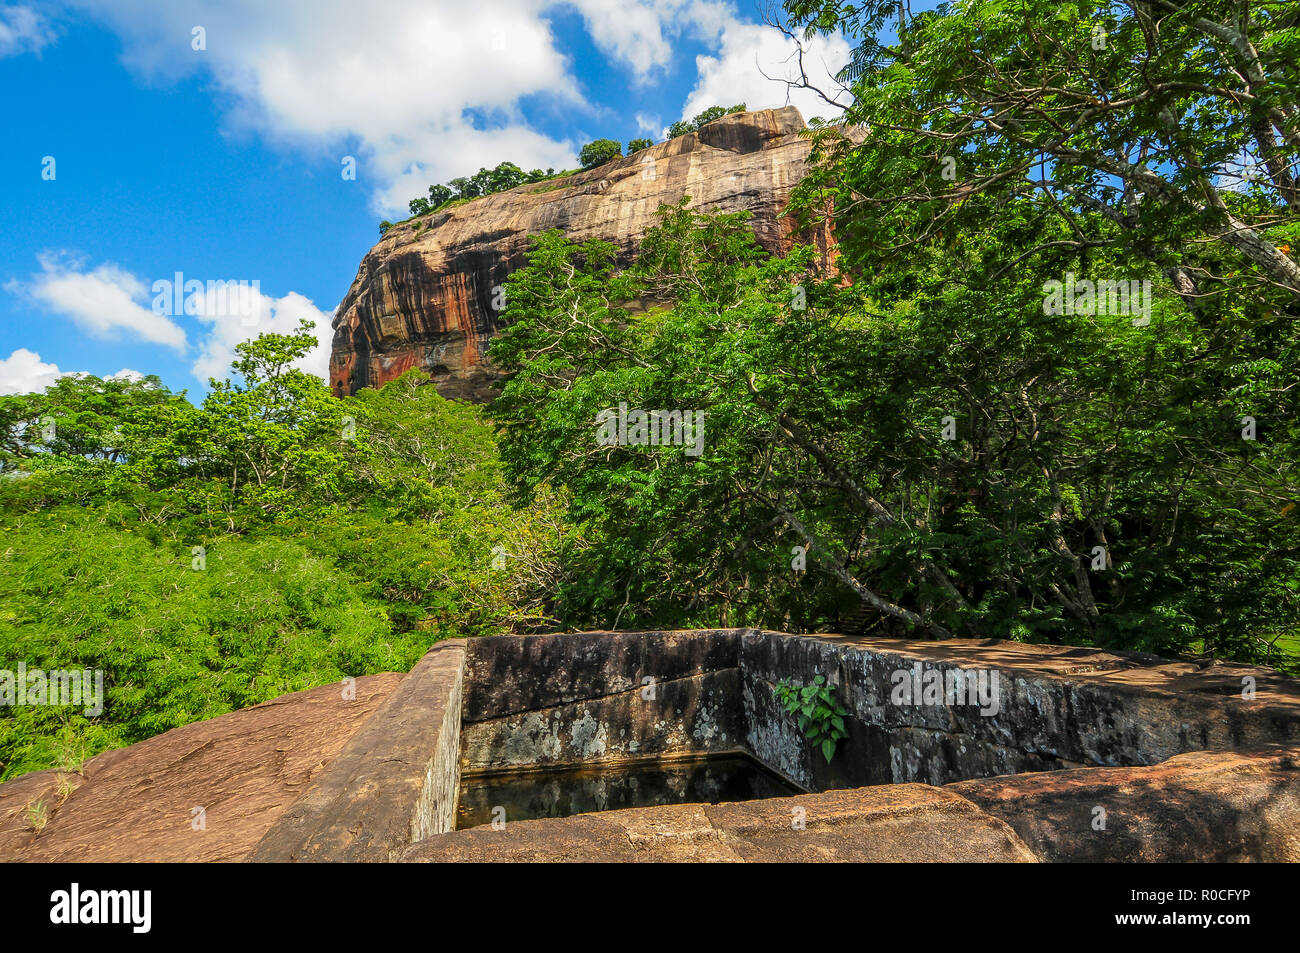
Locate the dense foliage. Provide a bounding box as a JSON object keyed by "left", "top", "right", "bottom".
{"left": 487, "top": 0, "right": 1300, "bottom": 672}
{"left": 0, "top": 329, "right": 576, "bottom": 779}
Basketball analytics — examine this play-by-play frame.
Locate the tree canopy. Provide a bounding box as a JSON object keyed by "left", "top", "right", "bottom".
{"left": 6, "top": 2, "right": 1297, "bottom": 783}
{"left": 667, "top": 103, "right": 748, "bottom": 138}
{"left": 579, "top": 139, "right": 623, "bottom": 169}
{"left": 0, "top": 327, "right": 575, "bottom": 780}
{"left": 486, "top": 0, "right": 1300, "bottom": 670}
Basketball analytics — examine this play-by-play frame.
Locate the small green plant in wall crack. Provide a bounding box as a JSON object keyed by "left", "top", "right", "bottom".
{"left": 775, "top": 675, "right": 850, "bottom": 763}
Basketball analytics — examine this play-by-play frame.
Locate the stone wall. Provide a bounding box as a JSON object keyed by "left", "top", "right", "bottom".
{"left": 459, "top": 630, "right": 745, "bottom": 773}
{"left": 7, "top": 628, "right": 1297, "bottom": 862}
{"left": 414, "top": 631, "right": 1300, "bottom": 862}
{"left": 740, "top": 631, "right": 1300, "bottom": 791}
{"left": 458, "top": 628, "right": 1300, "bottom": 796}
{"left": 249, "top": 639, "right": 466, "bottom": 862}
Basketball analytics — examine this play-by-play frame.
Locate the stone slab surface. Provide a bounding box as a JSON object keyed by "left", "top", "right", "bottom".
{"left": 0, "top": 674, "right": 402, "bottom": 863}
{"left": 407, "top": 745, "right": 1300, "bottom": 862}
{"left": 949, "top": 747, "right": 1300, "bottom": 862}
{"left": 462, "top": 669, "right": 743, "bottom": 771}
{"left": 401, "top": 784, "right": 1039, "bottom": 863}
{"left": 249, "top": 639, "right": 466, "bottom": 862}
{"left": 462, "top": 629, "right": 740, "bottom": 722}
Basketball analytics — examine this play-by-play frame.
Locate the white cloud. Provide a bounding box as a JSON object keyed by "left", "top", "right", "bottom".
{"left": 565, "top": 0, "right": 719, "bottom": 79}
{"left": 65, "top": 1, "right": 587, "bottom": 216}
{"left": 0, "top": 351, "right": 153, "bottom": 395}
{"left": 66, "top": 0, "right": 773, "bottom": 216}
{"left": 22, "top": 253, "right": 188, "bottom": 351}
{"left": 561, "top": 0, "right": 741, "bottom": 79}
{"left": 8, "top": 254, "right": 333, "bottom": 387}
{"left": 0, "top": 348, "right": 64, "bottom": 395}
{"left": 0, "top": 4, "right": 55, "bottom": 57}
{"left": 679, "top": 19, "right": 851, "bottom": 127}
{"left": 189, "top": 286, "right": 334, "bottom": 385}
{"left": 634, "top": 112, "right": 661, "bottom": 136}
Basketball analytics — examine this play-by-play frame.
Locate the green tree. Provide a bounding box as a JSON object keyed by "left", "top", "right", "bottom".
{"left": 667, "top": 103, "right": 747, "bottom": 139}
{"left": 116, "top": 320, "right": 355, "bottom": 530}
{"left": 491, "top": 198, "right": 1300, "bottom": 669}
{"left": 772, "top": 0, "right": 1300, "bottom": 661}
{"left": 0, "top": 514, "right": 405, "bottom": 780}
{"left": 395, "top": 163, "right": 565, "bottom": 230}
{"left": 449, "top": 176, "right": 479, "bottom": 199}
{"left": 0, "top": 353, "right": 585, "bottom": 779}
{"left": 579, "top": 138, "right": 623, "bottom": 169}
{"left": 627, "top": 137, "right": 653, "bottom": 153}
{"left": 786, "top": 0, "right": 1300, "bottom": 306}
{"left": 483, "top": 161, "right": 528, "bottom": 193}
{"left": 0, "top": 373, "right": 179, "bottom": 470}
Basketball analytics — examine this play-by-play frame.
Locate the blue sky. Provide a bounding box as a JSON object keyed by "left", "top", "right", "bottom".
{"left": 0, "top": 1, "right": 848, "bottom": 398}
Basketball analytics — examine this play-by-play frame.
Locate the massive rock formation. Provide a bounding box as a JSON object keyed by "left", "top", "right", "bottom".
{"left": 330, "top": 106, "right": 832, "bottom": 400}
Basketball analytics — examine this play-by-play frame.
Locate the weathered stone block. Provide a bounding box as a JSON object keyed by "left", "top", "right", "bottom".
{"left": 949, "top": 747, "right": 1300, "bottom": 862}
{"left": 462, "top": 668, "right": 743, "bottom": 771}
{"left": 462, "top": 628, "right": 740, "bottom": 722}
{"left": 403, "top": 784, "right": 1040, "bottom": 863}
{"left": 248, "top": 639, "right": 466, "bottom": 862}
{"left": 739, "top": 632, "right": 1300, "bottom": 785}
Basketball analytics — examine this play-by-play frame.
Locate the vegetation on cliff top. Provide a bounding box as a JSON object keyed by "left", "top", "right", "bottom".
{"left": 380, "top": 103, "right": 747, "bottom": 234}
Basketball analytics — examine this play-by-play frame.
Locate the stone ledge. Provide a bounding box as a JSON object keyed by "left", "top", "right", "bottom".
{"left": 402, "top": 746, "right": 1300, "bottom": 862}
{"left": 949, "top": 746, "right": 1300, "bottom": 862}
{"left": 462, "top": 629, "right": 740, "bottom": 722}
{"left": 248, "top": 639, "right": 466, "bottom": 862}
{"left": 462, "top": 668, "right": 743, "bottom": 772}
{"left": 777, "top": 633, "right": 1300, "bottom": 705}
{"left": 400, "top": 783, "right": 1039, "bottom": 863}
{"left": 742, "top": 631, "right": 1300, "bottom": 788}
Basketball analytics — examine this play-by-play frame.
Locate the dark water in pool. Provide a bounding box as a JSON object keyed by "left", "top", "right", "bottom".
{"left": 455, "top": 754, "right": 801, "bottom": 830}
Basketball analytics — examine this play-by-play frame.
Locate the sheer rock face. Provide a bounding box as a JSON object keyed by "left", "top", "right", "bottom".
{"left": 329, "top": 106, "right": 832, "bottom": 401}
